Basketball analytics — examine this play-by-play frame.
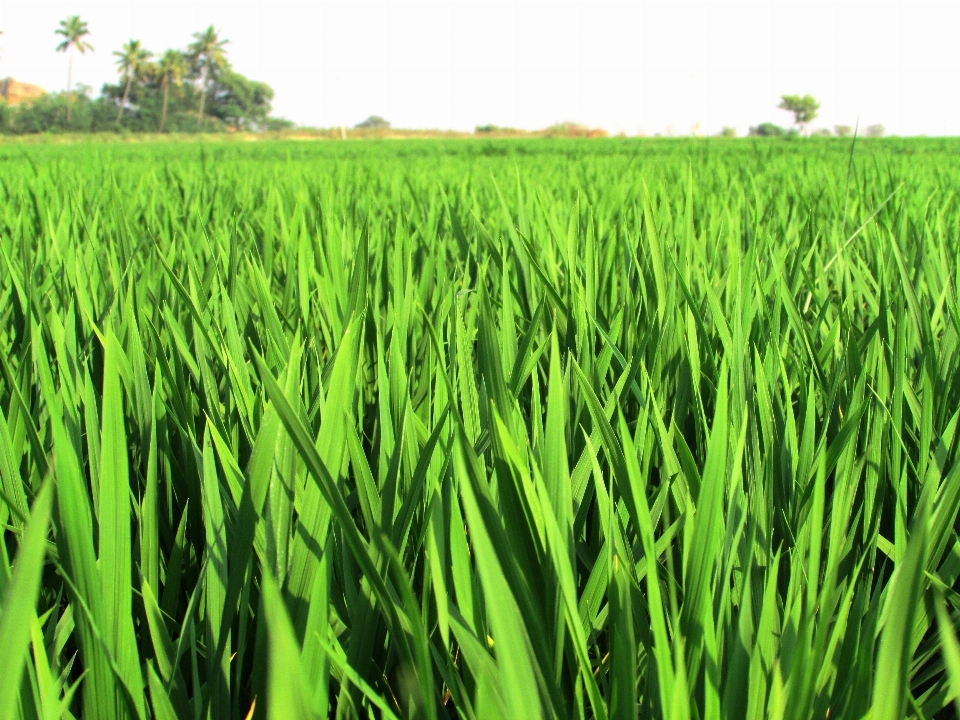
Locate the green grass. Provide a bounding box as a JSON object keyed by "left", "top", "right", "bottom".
{"left": 1, "top": 136, "right": 959, "bottom": 719}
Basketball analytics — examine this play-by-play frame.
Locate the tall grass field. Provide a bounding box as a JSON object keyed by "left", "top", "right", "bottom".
{"left": 1, "top": 138, "right": 959, "bottom": 719}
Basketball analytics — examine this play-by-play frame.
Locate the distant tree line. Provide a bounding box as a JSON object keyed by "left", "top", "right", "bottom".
{"left": 740, "top": 95, "right": 884, "bottom": 139}
{"left": 748, "top": 121, "right": 885, "bottom": 138}
{"left": 0, "top": 17, "right": 292, "bottom": 134}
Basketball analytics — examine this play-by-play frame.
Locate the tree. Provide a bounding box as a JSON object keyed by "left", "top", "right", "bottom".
{"left": 55, "top": 16, "right": 93, "bottom": 124}
{"left": 156, "top": 50, "right": 186, "bottom": 132}
{"left": 114, "top": 40, "right": 151, "bottom": 124}
{"left": 355, "top": 115, "right": 390, "bottom": 129}
{"left": 778, "top": 94, "right": 820, "bottom": 135}
{"left": 188, "top": 26, "right": 228, "bottom": 126}
{"left": 210, "top": 71, "right": 274, "bottom": 130}
{"left": 834, "top": 125, "right": 853, "bottom": 137}
{"left": 865, "top": 124, "right": 885, "bottom": 138}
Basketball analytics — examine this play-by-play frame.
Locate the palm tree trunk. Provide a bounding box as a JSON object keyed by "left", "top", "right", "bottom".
{"left": 197, "top": 70, "right": 207, "bottom": 126}
{"left": 197, "top": 67, "right": 207, "bottom": 125}
{"left": 116, "top": 74, "right": 132, "bottom": 125}
{"left": 197, "top": 87, "right": 206, "bottom": 125}
{"left": 66, "top": 47, "right": 74, "bottom": 123}
{"left": 160, "top": 80, "right": 169, "bottom": 133}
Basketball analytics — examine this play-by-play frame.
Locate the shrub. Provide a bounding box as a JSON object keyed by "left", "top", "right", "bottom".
{"left": 355, "top": 115, "right": 390, "bottom": 129}
{"left": 749, "top": 122, "right": 788, "bottom": 137}
{"left": 542, "top": 121, "right": 607, "bottom": 138}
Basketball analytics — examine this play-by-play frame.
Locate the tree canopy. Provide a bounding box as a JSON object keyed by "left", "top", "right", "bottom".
{"left": 113, "top": 39, "right": 151, "bottom": 123}
{"left": 778, "top": 94, "right": 820, "bottom": 134}
{"left": 188, "top": 26, "right": 229, "bottom": 124}
{"left": 55, "top": 16, "right": 93, "bottom": 55}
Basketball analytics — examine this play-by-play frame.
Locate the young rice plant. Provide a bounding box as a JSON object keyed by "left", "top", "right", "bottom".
{"left": 1, "top": 138, "right": 960, "bottom": 719}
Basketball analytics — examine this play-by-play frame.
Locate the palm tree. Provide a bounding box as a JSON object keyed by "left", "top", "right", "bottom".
{"left": 188, "top": 26, "right": 228, "bottom": 126}
{"left": 157, "top": 49, "right": 186, "bottom": 133}
{"left": 55, "top": 16, "right": 94, "bottom": 123}
{"left": 113, "top": 39, "right": 151, "bottom": 125}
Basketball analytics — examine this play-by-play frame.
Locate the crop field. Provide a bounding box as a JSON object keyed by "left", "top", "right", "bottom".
{"left": 1, "top": 137, "right": 960, "bottom": 720}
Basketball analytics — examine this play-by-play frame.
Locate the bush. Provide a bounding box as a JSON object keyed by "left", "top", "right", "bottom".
{"left": 261, "top": 117, "right": 295, "bottom": 131}
{"left": 749, "top": 122, "right": 789, "bottom": 137}
{"left": 474, "top": 125, "right": 528, "bottom": 137}
{"left": 719, "top": 126, "right": 737, "bottom": 138}
{"left": 865, "top": 124, "right": 885, "bottom": 137}
{"left": 355, "top": 115, "right": 390, "bottom": 129}
{"left": 0, "top": 92, "right": 120, "bottom": 134}
{"left": 834, "top": 125, "right": 853, "bottom": 137}
{"left": 542, "top": 122, "right": 607, "bottom": 138}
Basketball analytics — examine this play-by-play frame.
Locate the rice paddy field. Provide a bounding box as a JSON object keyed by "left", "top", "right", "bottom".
{"left": 1, "top": 137, "right": 960, "bottom": 720}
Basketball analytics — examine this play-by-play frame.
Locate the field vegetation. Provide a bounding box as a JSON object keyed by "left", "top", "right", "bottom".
{"left": 1, "top": 137, "right": 959, "bottom": 719}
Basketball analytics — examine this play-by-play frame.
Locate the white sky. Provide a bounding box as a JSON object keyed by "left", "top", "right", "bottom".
{"left": 0, "top": 1, "right": 957, "bottom": 136}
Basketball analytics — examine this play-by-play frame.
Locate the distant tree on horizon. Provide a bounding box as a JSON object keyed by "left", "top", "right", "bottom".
{"left": 55, "top": 15, "right": 93, "bottom": 123}
{"left": 778, "top": 94, "right": 820, "bottom": 135}
{"left": 355, "top": 115, "right": 390, "bottom": 129}
{"left": 157, "top": 49, "right": 186, "bottom": 132}
{"left": 214, "top": 71, "right": 275, "bottom": 130}
{"left": 188, "top": 26, "right": 229, "bottom": 126}
{"left": 114, "top": 39, "right": 151, "bottom": 124}
{"left": 834, "top": 125, "right": 853, "bottom": 137}
{"left": 865, "top": 124, "right": 885, "bottom": 137}
{"left": 749, "top": 122, "right": 790, "bottom": 137}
